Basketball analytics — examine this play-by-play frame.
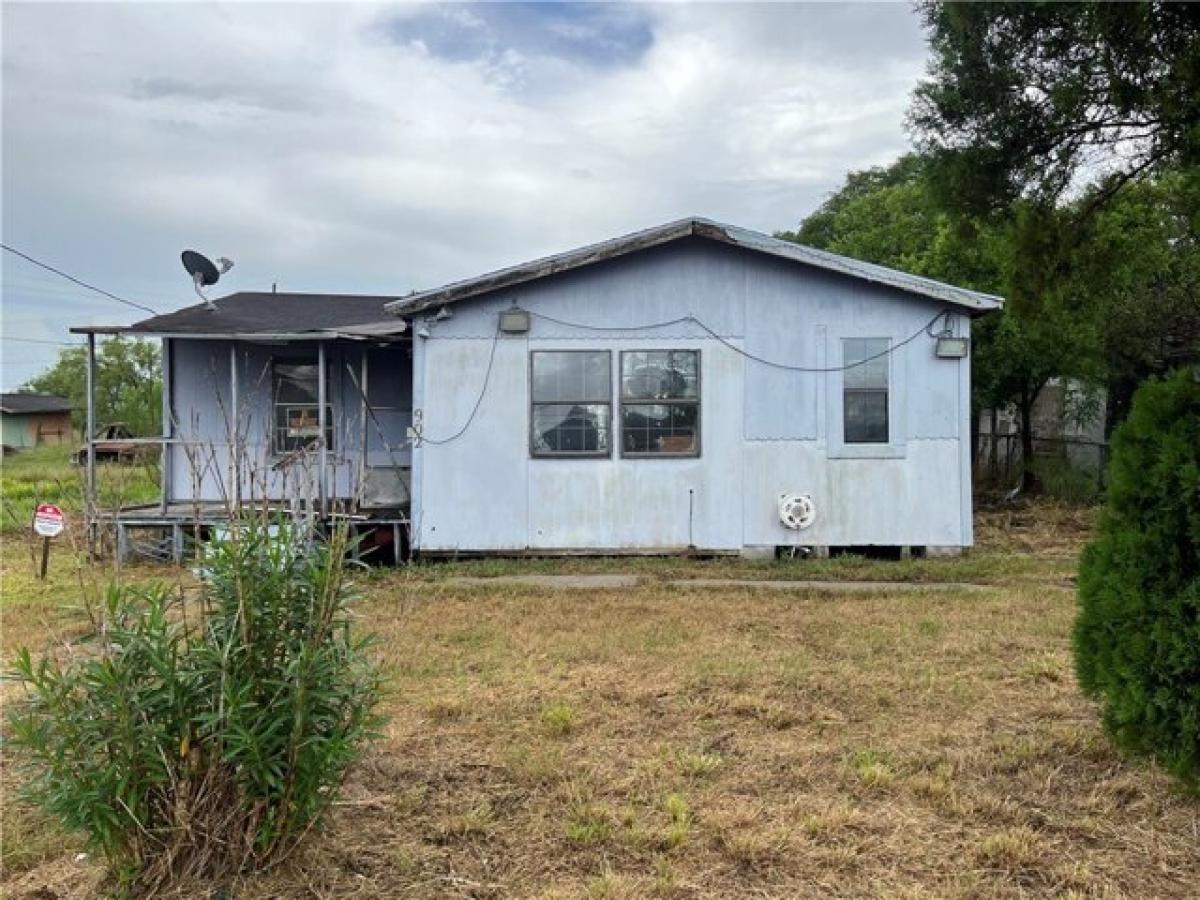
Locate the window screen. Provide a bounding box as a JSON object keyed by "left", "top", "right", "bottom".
{"left": 842, "top": 338, "right": 889, "bottom": 444}
{"left": 530, "top": 351, "right": 611, "bottom": 457}
{"left": 272, "top": 359, "right": 333, "bottom": 454}
{"left": 620, "top": 350, "right": 700, "bottom": 456}
{"left": 365, "top": 348, "right": 411, "bottom": 456}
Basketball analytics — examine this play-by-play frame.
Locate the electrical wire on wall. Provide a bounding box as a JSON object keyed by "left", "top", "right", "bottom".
{"left": 526, "top": 308, "right": 956, "bottom": 373}
{"left": 409, "top": 307, "right": 957, "bottom": 446}
{"left": 410, "top": 322, "right": 503, "bottom": 446}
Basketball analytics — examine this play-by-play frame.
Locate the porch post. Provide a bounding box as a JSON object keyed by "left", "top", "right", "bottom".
{"left": 85, "top": 331, "right": 97, "bottom": 549}
{"left": 160, "top": 338, "right": 171, "bottom": 514}
{"left": 318, "top": 340, "right": 328, "bottom": 518}
{"left": 360, "top": 348, "right": 368, "bottom": 491}
{"left": 229, "top": 343, "right": 240, "bottom": 508}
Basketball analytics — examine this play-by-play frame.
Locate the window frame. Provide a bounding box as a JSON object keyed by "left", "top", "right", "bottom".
{"left": 618, "top": 349, "right": 702, "bottom": 459}
{"left": 825, "top": 332, "right": 907, "bottom": 461}
{"left": 528, "top": 349, "right": 614, "bottom": 459}
{"left": 841, "top": 337, "right": 890, "bottom": 445}
{"left": 270, "top": 356, "right": 334, "bottom": 456}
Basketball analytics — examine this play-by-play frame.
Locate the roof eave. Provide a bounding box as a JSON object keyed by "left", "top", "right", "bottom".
{"left": 384, "top": 218, "right": 700, "bottom": 317}
{"left": 69, "top": 323, "right": 408, "bottom": 342}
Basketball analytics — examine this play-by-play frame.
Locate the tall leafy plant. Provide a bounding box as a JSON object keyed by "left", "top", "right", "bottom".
{"left": 7, "top": 518, "right": 383, "bottom": 894}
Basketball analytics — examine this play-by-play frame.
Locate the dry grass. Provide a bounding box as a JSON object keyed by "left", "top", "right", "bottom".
{"left": 3, "top": 503, "right": 1198, "bottom": 898}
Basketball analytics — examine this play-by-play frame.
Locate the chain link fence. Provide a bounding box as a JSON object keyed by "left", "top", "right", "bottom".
{"left": 975, "top": 432, "right": 1109, "bottom": 497}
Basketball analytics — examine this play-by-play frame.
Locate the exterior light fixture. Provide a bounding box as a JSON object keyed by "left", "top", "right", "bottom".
{"left": 499, "top": 307, "right": 530, "bottom": 333}
{"left": 935, "top": 336, "right": 969, "bottom": 358}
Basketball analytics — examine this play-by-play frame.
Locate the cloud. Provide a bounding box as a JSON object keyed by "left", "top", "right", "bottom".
{"left": 1, "top": 1, "right": 928, "bottom": 388}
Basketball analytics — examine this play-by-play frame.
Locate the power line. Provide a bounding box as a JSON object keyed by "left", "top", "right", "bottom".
{"left": 1, "top": 335, "right": 81, "bottom": 346}
{"left": 1, "top": 243, "right": 159, "bottom": 316}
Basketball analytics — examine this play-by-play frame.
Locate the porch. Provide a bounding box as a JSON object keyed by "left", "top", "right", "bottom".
{"left": 72, "top": 293, "right": 416, "bottom": 564}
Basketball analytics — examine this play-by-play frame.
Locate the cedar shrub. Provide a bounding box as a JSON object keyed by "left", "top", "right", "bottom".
{"left": 1073, "top": 369, "right": 1200, "bottom": 789}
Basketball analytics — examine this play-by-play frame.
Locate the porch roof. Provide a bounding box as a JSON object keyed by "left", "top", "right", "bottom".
{"left": 70, "top": 291, "right": 409, "bottom": 340}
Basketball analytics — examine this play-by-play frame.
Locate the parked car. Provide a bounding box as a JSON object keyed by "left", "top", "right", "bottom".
{"left": 75, "top": 423, "right": 149, "bottom": 464}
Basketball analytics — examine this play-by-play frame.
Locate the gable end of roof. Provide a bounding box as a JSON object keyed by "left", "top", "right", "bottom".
{"left": 385, "top": 217, "right": 1004, "bottom": 317}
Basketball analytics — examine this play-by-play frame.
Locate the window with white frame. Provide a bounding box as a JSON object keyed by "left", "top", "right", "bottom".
{"left": 620, "top": 350, "right": 700, "bottom": 456}
{"left": 530, "top": 350, "right": 612, "bottom": 457}
{"left": 272, "top": 358, "right": 333, "bottom": 454}
{"left": 842, "top": 338, "right": 889, "bottom": 444}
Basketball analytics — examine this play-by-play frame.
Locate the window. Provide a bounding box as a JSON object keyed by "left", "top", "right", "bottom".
{"left": 842, "top": 338, "right": 889, "bottom": 444}
{"left": 530, "top": 351, "right": 611, "bottom": 457}
{"left": 272, "top": 359, "right": 333, "bottom": 454}
{"left": 620, "top": 350, "right": 700, "bottom": 456}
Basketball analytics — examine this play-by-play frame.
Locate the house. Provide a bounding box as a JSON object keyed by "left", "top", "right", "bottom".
{"left": 0, "top": 393, "right": 73, "bottom": 451}
{"left": 74, "top": 218, "right": 1002, "bottom": 561}
{"left": 976, "top": 380, "right": 1108, "bottom": 486}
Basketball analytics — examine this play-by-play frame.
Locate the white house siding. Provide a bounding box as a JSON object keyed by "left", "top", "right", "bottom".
{"left": 412, "top": 238, "right": 973, "bottom": 554}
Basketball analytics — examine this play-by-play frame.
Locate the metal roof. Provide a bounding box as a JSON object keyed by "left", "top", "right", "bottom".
{"left": 384, "top": 217, "right": 1005, "bottom": 317}
{"left": 1, "top": 392, "right": 74, "bottom": 415}
{"left": 70, "top": 292, "right": 409, "bottom": 340}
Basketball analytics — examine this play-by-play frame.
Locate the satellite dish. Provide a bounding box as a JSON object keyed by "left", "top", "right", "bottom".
{"left": 181, "top": 250, "right": 234, "bottom": 310}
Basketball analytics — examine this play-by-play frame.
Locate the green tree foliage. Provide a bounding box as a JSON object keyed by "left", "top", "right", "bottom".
{"left": 1064, "top": 172, "right": 1200, "bottom": 429}
{"left": 7, "top": 519, "right": 383, "bottom": 893}
{"left": 1073, "top": 369, "right": 1200, "bottom": 789}
{"left": 911, "top": 1, "right": 1200, "bottom": 212}
{"left": 23, "top": 336, "right": 161, "bottom": 436}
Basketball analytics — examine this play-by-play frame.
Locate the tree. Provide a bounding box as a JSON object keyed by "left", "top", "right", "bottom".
{"left": 911, "top": 2, "right": 1200, "bottom": 214}
{"left": 1062, "top": 171, "right": 1200, "bottom": 431}
{"left": 1073, "top": 369, "right": 1200, "bottom": 789}
{"left": 24, "top": 336, "right": 161, "bottom": 436}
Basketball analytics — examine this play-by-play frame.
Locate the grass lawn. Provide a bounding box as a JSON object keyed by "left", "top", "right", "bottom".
{"left": 0, "top": 445, "right": 159, "bottom": 534}
{"left": 2, "top": 505, "right": 1196, "bottom": 898}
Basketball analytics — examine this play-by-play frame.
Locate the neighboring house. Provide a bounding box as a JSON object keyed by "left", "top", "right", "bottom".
{"left": 74, "top": 218, "right": 1002, "bottom": 561}
{"left": 0, "top": 393, "right": 73, "bottom": 451}
{"left": 977, "top": 379, "right": 1108, "bottom": 482}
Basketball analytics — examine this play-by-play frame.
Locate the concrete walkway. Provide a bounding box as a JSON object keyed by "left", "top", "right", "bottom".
{"left": 444, "top": 574, "right": 639, "bottom": 589}
{"left": 441, "top": 574, "right": 989, "bottom": 592}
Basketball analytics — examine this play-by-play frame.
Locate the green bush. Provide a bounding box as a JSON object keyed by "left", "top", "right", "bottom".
{"left": 1073, "top": 369, "right": 1200, "bottom": 789}
{"left": 7, "top": 518, "right": 383, "bottom": 893}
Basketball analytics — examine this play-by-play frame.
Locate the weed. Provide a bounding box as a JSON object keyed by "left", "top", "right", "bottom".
{"left": 436, "top": 802, "right": 494, "bottom": 842}
{"left": 977, "top": 827, "right": 1040, "bottom": 867}
{"left": 426, "top": 696, "right": 468, "bottom": 722}
{"left": 504, "top": 743, "right": 566, "bottom": 784}
{"left": 1021, "top": 652, "right": 1065, "bottom": 683}
{"left": 661, "top": 793, "right": 692, "bottom": 849}
{"left": 675, "top": 750, "right": 723, "bottom": 779}
{"left": 567, "top": 802, "right": 612, "bottom": 847}
{"left": 916, "top": 618, "right": 944, "bottom": 637}
{"left": 540, "top": 701, "right": 578, "bottom": 736}
{"left": 849, "top": 749, "right": 895, "bottom": 787}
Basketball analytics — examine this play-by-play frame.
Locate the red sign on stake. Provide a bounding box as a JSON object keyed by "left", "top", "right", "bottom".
{"left": 32, "top": 503, "right": 65, "bottom": 580}
{"left": 33, "top": 503, "right": 65, "bottom": 538}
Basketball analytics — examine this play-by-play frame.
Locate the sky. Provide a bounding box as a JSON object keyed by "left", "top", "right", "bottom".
{"left": 1, "top": 1, "right": 930, "bottom": 389}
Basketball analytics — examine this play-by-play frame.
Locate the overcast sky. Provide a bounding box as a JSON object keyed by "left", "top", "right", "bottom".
{"left": 1, "top": 1, "right": 929, "bottom": 389}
